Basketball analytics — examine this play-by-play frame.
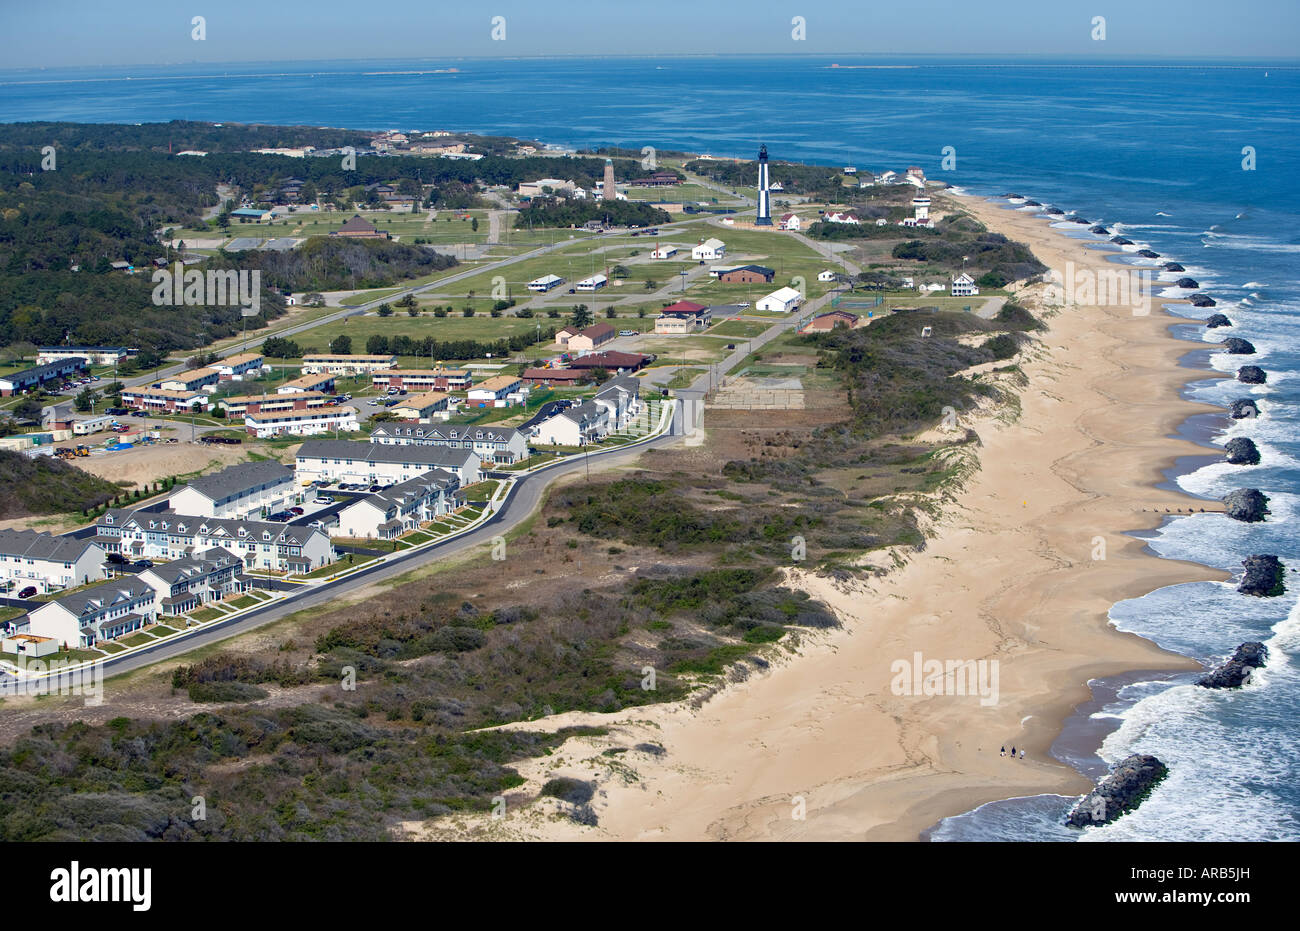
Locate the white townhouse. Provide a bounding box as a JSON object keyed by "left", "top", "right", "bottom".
{"left": 213, "top": 352, "right": 265, "bottom": 381}
{"left": 136, "top": 548, "right": 251, "bottom": 616}
{"left": 0, "top": 530, "right": 106, "bottom": 596}
{"left": 593, "top": 373, "right": 641, "bottom": 431}
{"left": 531, "top": 400, "right": 610, "bottom": 447}
{"left": 245, "top": 405, "right": 358, "bottom": 439}
{"left": 26, "top": 576, "right": 159, "bottom": 648}
{"left": 94, "top": 509, "right": 335, "bottom": 575}
{"left": 167, "top": 460, "right": 298, "bottom": 520}
{"left": 301, "top": 354, "right": 396, "bottom": 376}
{"left": 369, "top": 423, "right": 529, "bottom": 465}
{"left": 692, "top": 238, "right": 727, "bottom": 261}
{"left": 295, "top": 439, "right": 481, "bottom": 486}
{"left": 334, "top": 469, "right": 464, "bottom": 540}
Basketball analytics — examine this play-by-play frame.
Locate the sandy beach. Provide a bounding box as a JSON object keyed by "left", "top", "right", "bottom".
{"left": 405, "top": 196, "right": 1231, "bottom": 842}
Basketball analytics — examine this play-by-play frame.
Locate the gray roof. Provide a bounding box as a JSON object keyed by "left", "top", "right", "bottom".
{"left": 43, "top": 576, "right": 155, "bottom": 618}
{"left": 178, "top": 460, "right": 294, "bottom": 504}
{"left": 370, "top": 424, "right": 522, "bottom": 444}
{"left": 138, "top": 547, "right": 241, "bottom": 585}
{"left": 97, "top": 508, "right": 326, "bottom": 547}
{"left": 297, "top": 439, "right": 475, "bottom": 469}
{"left": 560, "top": 400, "right": 607, "bottom": 426}
{"left": 0, "top": 529, "right": 100, "bottom": 563}
{"left": 596, "top": 374, "right": 640, "bottom": 399}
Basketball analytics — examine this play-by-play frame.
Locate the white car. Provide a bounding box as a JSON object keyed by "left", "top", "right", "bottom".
{"left": 312, "top": 497, "right": 333, "bottom": 506}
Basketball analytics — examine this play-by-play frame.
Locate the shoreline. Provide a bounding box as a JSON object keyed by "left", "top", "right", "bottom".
{"left": 409, "top": 189, "right": 1236, "bottom": 842}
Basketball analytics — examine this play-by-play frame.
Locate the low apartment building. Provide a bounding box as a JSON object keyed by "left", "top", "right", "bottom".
{"left": 0, "top": 530, "right": 106, "bottom": 596}
{"left": 389, "top": 391, "right": 451, "bottom": 420}
{"left": 372, "top": 368, "right": 472, "bottom": 392}
{"left": 136, "top": 547, "right": 250, "bottom": 616}
{"left": 167, "top": 460, "right": 298, "bottom": 519}
{"left": 120, "top": 387, "right": 206, "bottom": 413}
{"left": 466, "top": 375, "right": 524, "bottom": 408}
{"left": 594, "top": 374, "right": 642, "bottom": 430}
{"left": 565, "top": 323, "right": 616, "bottom": 354}
{"left": 654, "top": 301, "right": 712, "bottom": 334}
{"left": 301, "top": 354, "right": 396, "bottom": 376}
{"left": 369, "top": 423, "right": 529, "bottom": 465}
{"left": 245, "top": 405, "right": 358, "bottom": 438}
{"left": 214, "top": 353, "right": 265, "bottom": 381}
{"left": 295, "top": 439, "right": 481, "bottom": 485}
{"left": 158, "top": 367, "right": 221, "bottom": 394}
{"left": 94, "top": 509, "right": 335, "bottom": 574}
{"left": 37, "top": 346, "right": 128, "bottom": 367}
{"left": 216, "top": 392, "right": 332, "bottom": 418}
{"left": 334, "top": 469, "right": 463, "bottom": 540}
{"left": 0, "top": 359, "right": 88, "bottom": 396}
{"left": 25, "top": 576, "right": 159, "bottom": 648}
{"left": 277, "top": 372, "right": 337, "bottom": 394}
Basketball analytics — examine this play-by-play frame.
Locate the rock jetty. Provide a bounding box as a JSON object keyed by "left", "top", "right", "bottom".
{"left": 1222, "top": 488, "right": 1269, "bottom": 522}
{"left": 1237, "top": 555, "right": 1285, "bottom": 597}
{"left": 1205, "top": 313, "right": 1232, "bottom": 328}
{"left": 1224, "top": 437, "right": 1261, "bottom": 465}
{"left": 1230, "top": 398, "right": 1259, "bottom": 419}
{"left": 1066, "top": 754, "right": 1169, "bottom": 827}
{"left": 1197, "top": 642, "right": 1269, "bottom": 689}
{"left": 1237, "top": 365, "right": 1266, "bottom": 384}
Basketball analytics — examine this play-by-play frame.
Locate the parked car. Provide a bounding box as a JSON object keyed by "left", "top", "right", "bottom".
{"left": 288, "top": 506, "right": 305, "bottom": 515}
{"left": 619, "top": 329, "right": 636, "bottom": 336}
{"left": 131, "top": 560, "right": 154, "bottom": 569}
{"left": 106, "top": 407, "right": 128, "bottom": 415}
{"left": 106, "top": 553, "right": 129, "bottom": 565}
{"left": 17, "top": 586, "right": 38, "bottom": 599}
{"left": 367, "top": 484, "right": 381, "bottom": 492}
{"left": 726, "top": 343, "right": 736, "bottom": 350}
{"left": 738, "top": 301, "right": 751, "bottom": 308}
{"left": 131, "top": 410, "right": 148, "bottom": 417}
{"left": 266, "top": 512, "right": 291, "bottom": 522}
{"left": 312, "top": 497, "right": 333, "bottom": 506}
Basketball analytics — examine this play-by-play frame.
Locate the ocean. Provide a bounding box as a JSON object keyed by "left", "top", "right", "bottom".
{"left": 2, "top": 55, "right": 1297, "bottom": 841}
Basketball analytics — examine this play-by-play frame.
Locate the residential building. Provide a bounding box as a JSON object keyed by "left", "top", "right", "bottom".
{"left": 778, "top": 213, "right": 801, "bottom": 231}
{"left": 370, "top": 424, "right": 528, "bottom": 465}
{"left": 566, "top": 323, "right": 616, "bottom": 353}
{"left": 466, "top": 375, "right": 524, "bottom": 407}
{"left": 691, "top": 237, "right": 727, "bottom": 261}
{"left": 245, "top": 405, "right": 359, "bottom": 438}
{"left": 654, "top": 300, "right": 712, "bottom": 334}
{"left": 120, "top": 386, "right": 206, "bottom": 413}
{"left": 216, "top": 392, "right": 332, "bottom": 419}
{"left": 0, "top": 530, "right": 106, "bottom": 596}
{"left": 521, "top": 367, "right": 588, "bottom": 387}
{"left": 214, "top": 353, "right": 265, "bottom": 381}
{"left": 531, "top": 400, "right": 610, "bottom": 446}
{"left": 334, "top": 470, "right": 463, "bottom": 540}
{"left": 302, "top": 354, "right": 396, "bottom": 376}
{"left": 389, "top": 391, "right": 451, "bottom": 420}
{"left": 594, "top": 374, "right": 642, "bottom": 430}
{"left": 94, "top": 508, "right": 335, "bottom": 575}
{"left": 576, "top": 273, "right": 608, "bottom": 292}
{"left": 527, "top": 274, "right": 566, "bottom": 292}
{"left": 718, "top": 265, "right": 775, "bottom": 284}
{"left": 817, "top": 269, "right": 839, "bottom": 282}
{"left": 628, "top": 171, "right": 681, "bottom": 188}
{"left": 823, "top": 211, "right": 861, "bottom": 225}
{"left": 136, "top": 548, "right": 251, "bottom": 616}
{"left": 158, "top": 367, "right": 221, "bottom": 394}
{"left": 37, "top": 346, "right": 128, "bottom": 367}
{"left": 517, "top": 178, "right": 576, "bottom": 197}
{"left": 277, "top": 372, "right": 337, "bottom": 394}
{"left": 25, "top": 576, "right": 158, "bottom": 648}
{"left": 167, "top": 460, "right": 298, "bottom": 519}
{"left": 756, "top": 286, "right": 804, "bottom": 313}
{"left": 330, "top": 215, "right": 389, "bottom": 239}
{"left": 950, "top": 273, "right": 980, "bottom": 297}
{"left": 295, "top": 440, "right": 481, "bottom": 485}
{"left": 0, "top": 359, "right": 88, "bottom": 396}
{"left": 372, "top": 368, "right": 471, "bottom": 392}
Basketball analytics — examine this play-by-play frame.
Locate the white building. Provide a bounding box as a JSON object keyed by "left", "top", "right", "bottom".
{"left": 25, "top": 576, "right": 158, "bottom": 648}
{"left": 166, "top": 460, "right": 298, "bottom": 519}
{"left": 73, "top": 415, "right": 113, "bottom": 435}
{"left": 756, "top": 286, "right": 804, "bottom": 314}
{"left": 824, "top": 211, "right": 861, "bottom": 225}
{"left": 950, "top": 273, "right": 980, "bottom": 297}
{"left": 0, "top": 530, "right": 106, "bottom": 596}
{"left": 817, "top": 269, "right": 838, "bottom": 282}
{"left": 369, "top": 423, "right": 529, "bottom": 465}
{"left": 650, "top": 245, "right": 678, "bottom": 259}
{"left": 333, "top": 470, "right": 463, "bottom": 540}
{"left": 94, "top": 509, "right": 335, "bottom": 575}
{"left": 593, "top": 374, "right": 641, "bottom": 430}
{"left": 136, "top": 548, "right": 250, "bottom": 616}
{"left": 691, "top": 238, "right": 727, "bottom": 261}
{"left": 531, "top": 400, "right": 610, "bottom": 447}
{"left": 779, "top": 213, "right": 801, "bottom": 231}
{"left": 528, "top": 274, "right": 565, "bottom": 292}
{"left": 301, "top": 354, "right": 396, "bottom": 376}
{"left": 518, "top": 178, "right": 576, "bottom": 197}
{"left": 576, "top": 273, "right": 608, "bottom": 292}
{"left": 901, "top": 194, "right": 934, "bottom": 228}
{"left": 37, "top": 346, "right": 129, "bottom": 367}
{"left": 295, "top": 440, "right": 481, "bottom": 486}
{"left": 244, "top": 406, "right": 358, "bottom": 439}
{"left": 213, "top": 352, "right": 265, "bottom": 381}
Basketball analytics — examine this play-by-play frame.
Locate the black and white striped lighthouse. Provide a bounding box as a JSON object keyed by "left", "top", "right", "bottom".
{"left": 755, "top": 143, "right": 773, "bottom": 226}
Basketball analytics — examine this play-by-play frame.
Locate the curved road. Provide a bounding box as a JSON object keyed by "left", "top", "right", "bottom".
{"left": 98, "top": 408, "right": 683, "bottom": 678}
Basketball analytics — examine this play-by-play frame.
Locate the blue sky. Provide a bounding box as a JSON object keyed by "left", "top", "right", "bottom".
{"left": 2, "top": 0, "right": 1296, "bottom": 69}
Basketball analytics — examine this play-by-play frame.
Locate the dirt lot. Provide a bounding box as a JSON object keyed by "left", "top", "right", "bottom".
{"left": 76, "top": 442, "right": 257, "bottom": 490}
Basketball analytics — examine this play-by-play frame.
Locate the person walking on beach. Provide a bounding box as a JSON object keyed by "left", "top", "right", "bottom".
{"left": 1010, "top": 746, "right": 1016, "bottom": 759}
{"left": 1000, "top": 746, "right": 1006, "bottom": 757}
{"left": 1019, "top": 749, "right": 1025, "bottom": 760}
